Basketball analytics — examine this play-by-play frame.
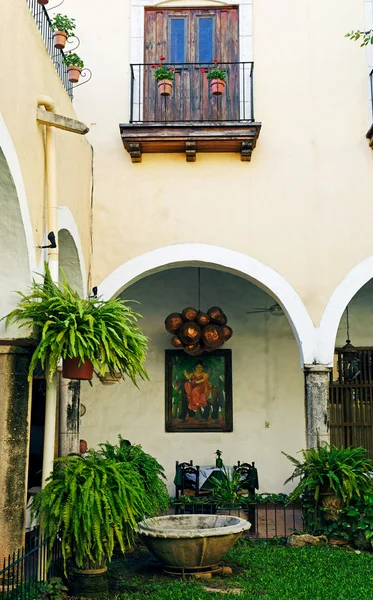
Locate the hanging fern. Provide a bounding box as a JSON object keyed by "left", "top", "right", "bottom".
{"left": 4, "top": 264, "right": 148, "bottom": 385}
{"left": 32, "top": 452, "right": 153, "bottom": 573}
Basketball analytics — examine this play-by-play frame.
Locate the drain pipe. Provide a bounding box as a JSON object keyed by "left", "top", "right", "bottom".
{"left": 37, "top": 96, "right": 58, "bottom": 488}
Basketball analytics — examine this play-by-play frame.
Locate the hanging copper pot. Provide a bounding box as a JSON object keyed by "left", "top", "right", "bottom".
{"left": 196, "top": 311, "right": 210, "bottom": 328}
{"left": 171, "top": 335, "right": 184, "bottom": 348}
{"left": 217, "top": 313, "right": 228, "bottom": 326}
{"left": 165, "top": 313, "right": 184, "bottom": 334}
{"left": 202, "top": 324, "right": 224, "bottom": 348}
{"left": 179, "top": 321, "right": 202, "bottom": 345}
{"left": 207, "top": 306, "right": 225, "bottom": 324}
{"left": 184, "top": 342, "right": 204, "bottom": 356}
{"left": 221, "top": 325, "right": 233, "bottom": 341}
{"left": 182, "top": 307, "right": 198, "bottom": 322}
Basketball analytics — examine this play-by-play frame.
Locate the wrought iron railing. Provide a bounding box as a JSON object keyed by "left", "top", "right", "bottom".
{"left": 130, "top": 62, "right": 254, "bottom": 123}
{"left": 26, "top": 0, "right": 72, "bottom": 98}
{"left": 172, "top": 500, "right": 303, "bottom": 540}
{"left": 1, "top": 533, "right": 62, "bottom": 600}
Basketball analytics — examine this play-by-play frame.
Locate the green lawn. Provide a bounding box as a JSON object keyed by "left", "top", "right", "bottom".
{"left": 107, "top": 539, "right": 373, "bottom": 600}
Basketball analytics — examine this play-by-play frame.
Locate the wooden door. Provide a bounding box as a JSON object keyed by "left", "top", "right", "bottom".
{"left": 144, "top": 7, "right": 239, "bottom": 122}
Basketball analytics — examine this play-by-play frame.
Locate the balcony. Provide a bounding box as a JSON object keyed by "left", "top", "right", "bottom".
{"left": 26, "top": 0, "right": 72, "bottom": 98}
{"left": 120, "top": 62, "right": 261, "bottom": 163}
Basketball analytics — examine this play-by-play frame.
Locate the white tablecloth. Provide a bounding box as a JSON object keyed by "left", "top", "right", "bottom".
{"left": 185, "top": 465, "right": 234, "bottom": 488}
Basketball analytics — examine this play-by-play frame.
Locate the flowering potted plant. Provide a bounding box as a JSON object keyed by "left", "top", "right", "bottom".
{"left": 64, "top": 53, "right": 84, "bottom": 83}
{"left": 37, "top": 0, "right": 49, "bottom": 5}
{"left": 151, "top": 56, "right": 175, "bottom": 97}
{"left": 204, "top": 59, "right": 226, "bottom": 96}
{"left": 51, "top": 14, "right": 76, "bottom": 50}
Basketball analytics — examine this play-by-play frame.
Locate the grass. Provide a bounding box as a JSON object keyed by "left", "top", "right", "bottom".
{"left": 104, "top": 539, "right": 373, "bottom": 599}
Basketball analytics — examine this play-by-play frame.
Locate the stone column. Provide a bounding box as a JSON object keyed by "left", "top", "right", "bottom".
{"left": 58, "top": 375, "right": 80, "bottom": 456}
{"left": 304, "top": 364, "right": 331, "bottom": 448}
{"left": 0, "top": 345, "right": 32, "bottom": 560}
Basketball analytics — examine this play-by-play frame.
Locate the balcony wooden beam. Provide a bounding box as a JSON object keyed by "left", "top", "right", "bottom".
{"left": 37, "top": 108, "right": 89, "bottom": 135}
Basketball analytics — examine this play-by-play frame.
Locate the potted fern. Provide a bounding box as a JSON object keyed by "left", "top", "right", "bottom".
{"left": 64, "top": 53, "right": 84, "bottom": 83}
{"left": 32, "top": 451, "right": 154, "bottom": 596}
{"left": 51, "top": 14, "right": 76, "bottom": 50}
{"left": 4, "top": 264, "right": 148, "bottom": 382}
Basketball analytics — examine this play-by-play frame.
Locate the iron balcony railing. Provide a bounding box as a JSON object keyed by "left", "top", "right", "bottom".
{"left": 130, "top": 62, "right": 254, "bottom": 124}
{"left": 26, "top": 0, "right": 72, "bottom": 98}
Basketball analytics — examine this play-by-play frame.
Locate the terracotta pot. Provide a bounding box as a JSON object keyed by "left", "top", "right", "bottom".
{"left": 97, "top": 371, "right": 122, "bottom": 385}
{"left": 67, "top": 66, "right": 82, "bottom": 84}
{"left": 37, "top": 0, "right": 49, "bottom": 4}
{"left": 210, "top": 78, "right": 226, "bottom": 96}
{"left": 158, "top": 79, "right": 173, "bottom": 96}
{"left": 80, "top": 439, "right": 88, "bottom": 454}
{"left": 70, "top": 566, "right": 108, "bottom": 597}
{"left": 53, "top": 30, "right": 67, "bottom": 50}
{"left": 62, "top": 357, "right": 94, "bottom": 380}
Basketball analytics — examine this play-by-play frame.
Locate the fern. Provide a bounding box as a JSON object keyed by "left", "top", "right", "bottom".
{"left": 3, "top": 264, "right": 148, "bottom": 385}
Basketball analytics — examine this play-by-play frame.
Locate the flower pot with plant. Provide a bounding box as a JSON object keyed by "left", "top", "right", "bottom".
{"left": 4, "top": 263, "right": 148, "bottom": 383}
{"left": 210, "top": 468, "right": 249, "bottom": 521}
{"left": 205, "top": 59, "right": 227, "bottom": 96}
{"left": 283, "top": 441, "right": 373, "bottom": 523}
{"left": 51, "top": 14, "right": 76, "bottom": 50}
{"left": 152, "top": 56, "right": 175, "bottom": 96}
{"left": 31, "top": 450, "right": 159, "bottom": 596}
{"left": 63, "top": 53, "right": 84, "bottom": 83}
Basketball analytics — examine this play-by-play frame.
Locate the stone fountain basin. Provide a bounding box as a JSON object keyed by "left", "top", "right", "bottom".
{"left": 138, "top": 514, "right": 251, "bottom": 569}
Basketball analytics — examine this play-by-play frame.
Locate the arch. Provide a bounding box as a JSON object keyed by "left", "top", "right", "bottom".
{"left": 0, "top": 114, "right": 35, "bottom": 337}
{"left": 318, "top": 256, "right": 373, "bottom": 365}
{"left": 98, "top": 244, "right": 316, "bottom": 366}
{"left": 57, "top": 206, "right": 87, "bottom": 297}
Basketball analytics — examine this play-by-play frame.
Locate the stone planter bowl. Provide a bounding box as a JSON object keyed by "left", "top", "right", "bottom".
{"left": 138, "top": 514, "right": 251, "bottom": 569}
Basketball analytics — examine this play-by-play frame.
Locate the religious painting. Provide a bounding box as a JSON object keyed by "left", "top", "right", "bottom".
{"left": 165, "top": 349, "right": 232, "bottom": 432}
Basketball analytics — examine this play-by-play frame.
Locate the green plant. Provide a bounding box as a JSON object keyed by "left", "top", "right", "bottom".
{"left": 283, "top": 441, "right": 373, "bottom": 506}
{"left": 50, "top": 14, "right": 76, "bottom": 37}
{"left": 202, "top": 58, "right": 227, "bottom": 81}
{"left": 98, "top": 436, "right": 169, "bottom": 515}
{"left": 151, "top": 56, "right": 175, "bottom": 81}
{"left": 4, "top": 264, "right": 148, "bottom": 383}
{"left": 345, "top": 30, "right": 373, "bottom": 46}
{"left": 31, "top": 578, "right": 68, "bottom": 600}
{"left": 63, "top": 53, "right": 84, "bottom": 68}
{"left": 32, "top": 451, "right": 153, "bottom": 573}
{"left": 210, "top": 467, "right": 246, "bottom": 505}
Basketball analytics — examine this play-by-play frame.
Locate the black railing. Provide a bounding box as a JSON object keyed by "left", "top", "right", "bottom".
{"left": 172, "top": 500, "right": 303, "bottom": 540}
{"left": 1, "top": 533, "right": 62, "bottom": 600}
{"left": 26, "top": 0, "right": 72, "bottom": 98}
{"left": 130, "top": 62, "right": 254, "bottom": 123}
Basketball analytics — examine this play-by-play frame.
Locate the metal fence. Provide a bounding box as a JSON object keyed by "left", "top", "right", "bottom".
{"left": 26, "top": 0, "right": 72, "bottom": 98}
{"left": 173, "top": 500, "right": 303, "bottom": 540}
{"left": 1, "top": 533, "right": 62, "bottom": 600}
{"left": 130, "top": 62, "right": 254, "bottom": 123}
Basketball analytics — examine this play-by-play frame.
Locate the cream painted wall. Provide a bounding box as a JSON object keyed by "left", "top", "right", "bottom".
{"left": 0, "top": 0, "right": 92, "bottom": 299}
{"left": 336, "top": 278, "right": 373, "bottom": 347}
{"left": 62, "top": 0, "right": 373, "bottom": 329}
{"left": 80, "top": 268, "right": 305, "bottom": 494}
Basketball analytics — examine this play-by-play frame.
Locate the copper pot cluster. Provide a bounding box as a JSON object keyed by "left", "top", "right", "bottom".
{"left": 165, "top": 306, "right": 233, "bottom": 356}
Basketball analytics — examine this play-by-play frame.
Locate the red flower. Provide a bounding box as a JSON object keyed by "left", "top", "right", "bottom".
{"left": 170, "top": 67, "right": 175, "bottom": 71}
{"left": 158, "top": 63, "right": 162, "bottom": 67}
{"left": 151, "top": 64, "right": 156, "bottom": 69}
{"left": 214, "top": 58, "right": 219, "bottom": 63}
{"left": 201, "top": 67, "right": 205, "bottom": 72}
{"left": 160, "top": 55, "right": 166, "bottom": 61}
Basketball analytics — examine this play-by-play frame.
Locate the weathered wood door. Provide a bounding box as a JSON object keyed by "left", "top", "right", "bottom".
{"left": 144, "top": 7, "right": 239, "bottom": 122}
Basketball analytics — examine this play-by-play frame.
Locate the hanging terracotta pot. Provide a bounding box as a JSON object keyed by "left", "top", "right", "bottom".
{"left": 158, "top": 79, "right": 173, "bottom": 96}
{"left": 184, "top": 343, "right": 204, "bottom": 356}
{"left": 207, "top": 307, "right": 225, "bottom": 324}
{"left": 210, "top": 78, "right": 226, "bottom": 96}
{"left": 37, "top": 0, "right": 49, "bottom": 4}
{"left": 179, "top": 322, "right": 202, "bottom": 345}
{"left": 196, "top": 311, "right": 210, "bottom": 328}
{"left": 67, "top": 66, "right": 82, "bottom": 84}
{"left": 202, "top": 324, "right": 224, "bottom": 348}
{"left": 171, "top": 335, "right": 184, "bottom": 349}
{"left": 221, "top": 325, "right": 233, "bottom": 341}
{"left": 182, "top": 307, "right": 198, "bottom": 322}
{"left": 217, "top": 313, "right": 227, "bottom": 326}
{"left": 62, "top": 357, "right": 94, "bottom": 380}
{"left": 53, "top": 30, "right": 68, "bottom": 50}
{"left": 97, "top": 372, "right": 122, "bottom": 385}
{"left": 165, "top": 313, "right": 184, "bottom": 334}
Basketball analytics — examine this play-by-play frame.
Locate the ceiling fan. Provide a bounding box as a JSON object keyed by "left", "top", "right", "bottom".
{"left": 245, "top": 303, "right": 284, "bottom": 317}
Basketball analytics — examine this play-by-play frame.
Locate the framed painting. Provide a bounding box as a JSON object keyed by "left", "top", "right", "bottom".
{"left": 165, "top": 349, "right": 232, "bottom": 432}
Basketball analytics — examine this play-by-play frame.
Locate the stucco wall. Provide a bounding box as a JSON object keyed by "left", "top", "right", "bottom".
{"left": 0, "top": 0, "right": 92, "bottom": 303}
{"left": 80, "top": 268, "right": 305, "bottom": 494}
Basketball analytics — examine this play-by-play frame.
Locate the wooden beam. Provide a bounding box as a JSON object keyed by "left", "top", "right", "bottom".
{"left": 37, "top": 107, "right": 89, "bottom": 135}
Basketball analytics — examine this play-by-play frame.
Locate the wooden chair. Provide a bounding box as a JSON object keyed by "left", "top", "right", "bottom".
{"left": 234, "top": 461, "right": 259, "bottom": 531}
{"left": 175, "top": 460, "right": 200, "bottom": 499}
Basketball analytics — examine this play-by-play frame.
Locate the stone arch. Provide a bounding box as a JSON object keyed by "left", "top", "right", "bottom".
{"left": 58, "top": 206, "right": 87, "bottom": 298}
{"left": 318, "top": 256, "right": 373, "bottom": 365}
{"left": 98, "top": 243, "right": 316, "bottom": 366}
{"left": 0, "top": 114, "right": 35, "bottom": 337}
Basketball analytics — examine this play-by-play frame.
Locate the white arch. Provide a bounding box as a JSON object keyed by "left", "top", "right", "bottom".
{"left": 318, "top": 256, "right": 373, "bottom": 365}
{"left": 0, "top": 113, "right": 36, "bottom": 276}
{"left": 57, "top": 206, "right": 87, "bottom": 297}
{"left": 98, "top": 244, "right": 316, "bottom": 366}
